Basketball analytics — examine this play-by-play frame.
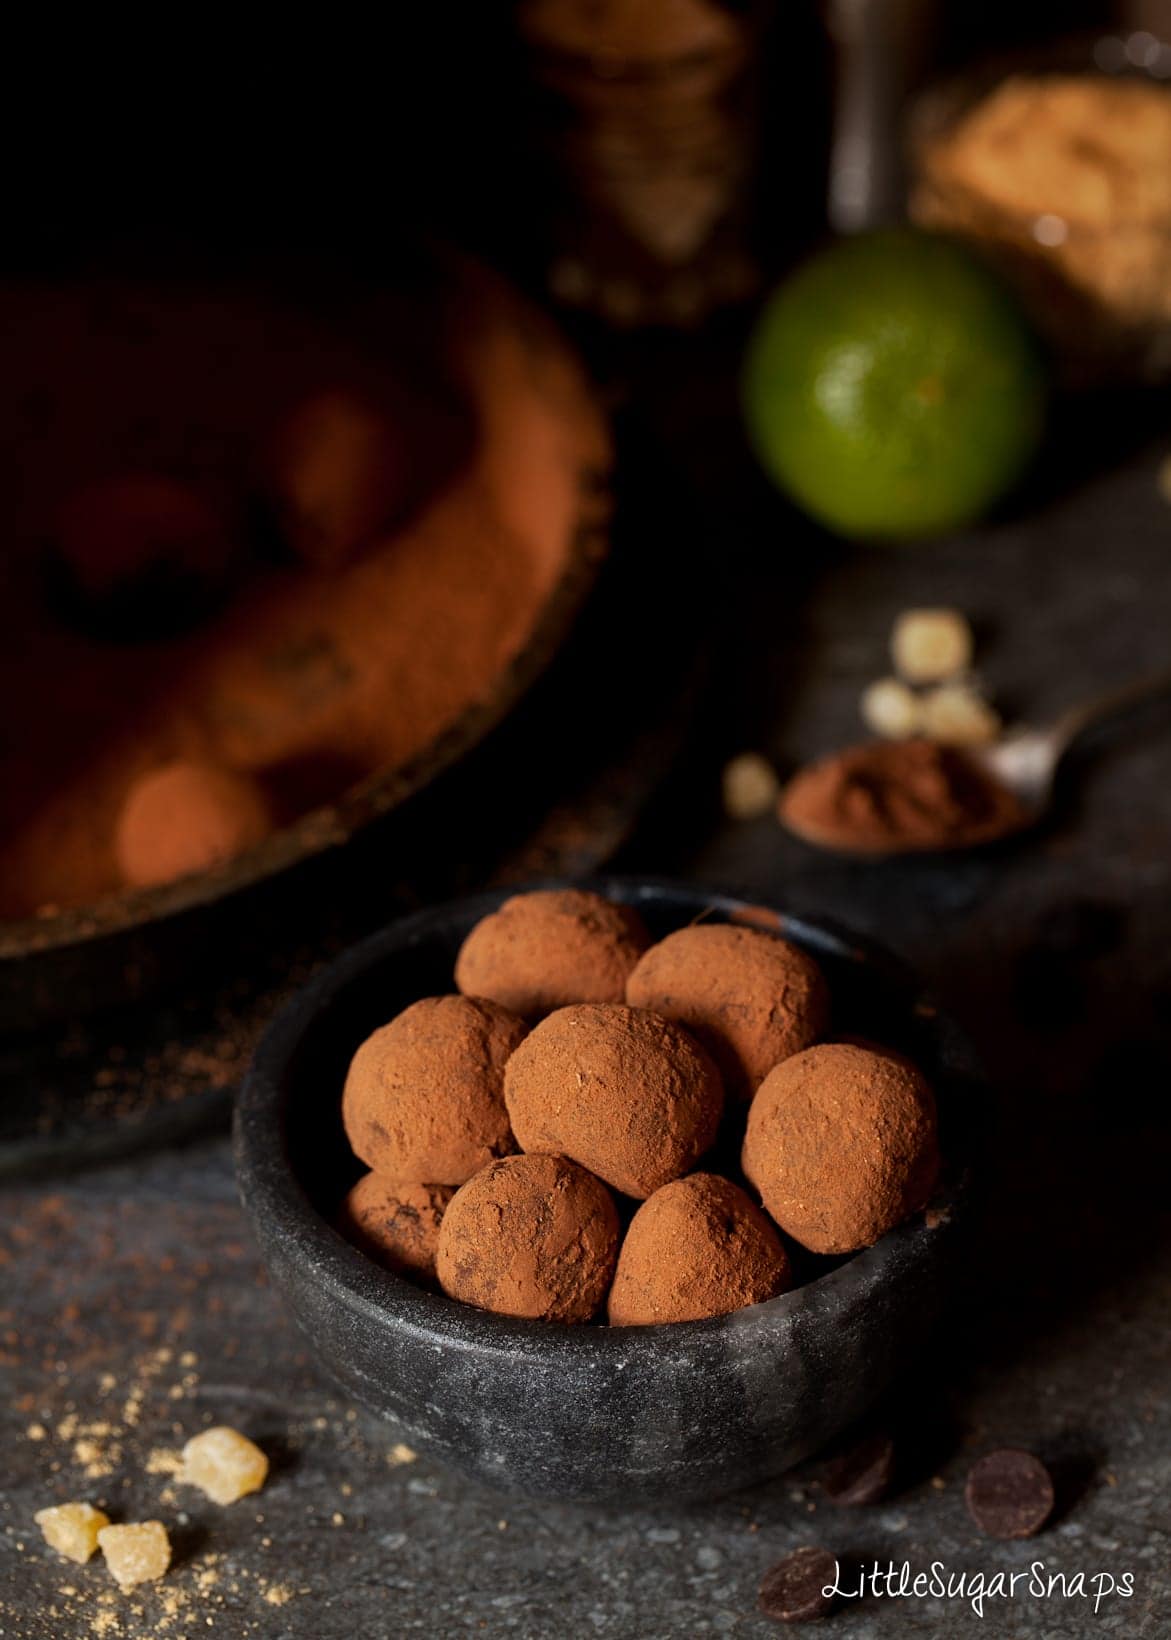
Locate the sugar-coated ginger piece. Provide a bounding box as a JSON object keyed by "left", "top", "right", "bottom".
{"left": 860, "top": 677, "right": 922, "bottom": 740}
{"left": 890, "top": 608, "right": 973, "bottom": 684}
{"left": 98, "top": 1521, "right": 171, "bottom": 1591}
{"left": 721, "top": 752, "right": 781, "bottom": 820}
{"left": 34, "top": 1501, "right": 110, "bottom": 1564}
{"left": 180, "top": 1426, "right": 269, "bottom": 1505}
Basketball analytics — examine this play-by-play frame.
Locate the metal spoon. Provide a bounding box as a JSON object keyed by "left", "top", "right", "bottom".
{"left": 780, "top": 666, "right": 1171, "bottom": 856}
{"left": 971, "top": 664, "right": 1171, "bottom": 832}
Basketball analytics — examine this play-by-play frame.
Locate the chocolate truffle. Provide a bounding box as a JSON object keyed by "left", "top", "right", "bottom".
{"left": 608, "top": 1173, "right": 792, "bottom": 1325}
{"left": 625, "top": 923, "right": 830, "bottom": 1101}
{"left": 436, "top": 1153, "right": 619, "bottom": 1323}
{"left": 114, "top": 761, "right": 271, "bottom": 888}
{"left": 338, "top": 1174, "right": 455, "bottom": 1283}
{"left": 342, "top": 996, "right": 526, "bottom": 1185}
{"left": 455, "top": 889, "right": 650, "bottom": 1018}
{"left": 742, "top": 1043, "right": 939, "bottom": 1254}
{"left": 504, "top": 1003, "right": 723, "bottom": 1199}
{"left": 263, "top": 388, "right": 410, "bottom": 570}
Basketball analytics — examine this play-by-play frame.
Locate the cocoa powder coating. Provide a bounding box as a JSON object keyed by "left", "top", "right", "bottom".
{"left": 342, "top": 995, "right": 527, "bottom": 1185}
{"left": 625, "top": 923, "right": 830, "bottom": 1101}
{"left": 455, "top": 889, "right": 651, "bottom": 1018}
{"left": 338, "top": 1174, "right": 455, "bottom": 1283}
{"left": 607, "top": 1173, "right": 792, "bottom": 1325}
{"left": 743, "top": 1043, "right": 940, "bottom": 1254}
{"left": 436, "top": 1153, "right": 620, "bottom": 1322}
{"left": 504, "top": 1002, "right": 724, "bottom": 1198}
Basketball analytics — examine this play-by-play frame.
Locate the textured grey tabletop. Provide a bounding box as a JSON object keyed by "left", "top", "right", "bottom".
{"left": 2, "top": 423, "right": 1170, "bottom": 1637}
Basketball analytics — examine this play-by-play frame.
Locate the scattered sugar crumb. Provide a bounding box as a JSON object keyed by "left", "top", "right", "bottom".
{"left": 26, "top": 1422, "right": 47, "bottom": 1441}
{"left": 147, "top": 1447, "right": 184, "bottom": 1476}
{"left": 388, "top": 1443, "right": 417, "bottom": 1466}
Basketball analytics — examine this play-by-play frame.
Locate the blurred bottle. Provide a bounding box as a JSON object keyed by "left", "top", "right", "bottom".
{"left": 518, "top": 0, "right": 777, "bottom": 328}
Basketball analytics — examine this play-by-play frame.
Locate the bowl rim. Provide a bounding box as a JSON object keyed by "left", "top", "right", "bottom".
{"left": 234, "top": 875, "right": 978, "bottom": 1362}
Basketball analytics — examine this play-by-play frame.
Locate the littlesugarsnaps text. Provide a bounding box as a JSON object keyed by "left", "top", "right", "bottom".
{"left": 824, "top": 1557, "right": 1136, "bottom": 1620}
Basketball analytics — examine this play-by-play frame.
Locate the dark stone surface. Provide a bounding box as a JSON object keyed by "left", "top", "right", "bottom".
{"left": 1, "top": 403, "right": 1170, "bottom": 1635}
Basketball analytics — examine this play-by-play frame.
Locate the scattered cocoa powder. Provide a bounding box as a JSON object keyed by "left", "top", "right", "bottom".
{"left": 607, "top": 1173, "right": 792, "bottom": 1325}
{"left": 455, "top": 888, "right": 650, "bottom": 1018}
{"left": 779, "top": 738, "right": 1025, "bottom": 855}
{"left": 436, "top": 1153, "right": 619, "bottom": 1322}
{"left": 342, "top": 996, "right": 526, "bottom": 1185}
{"left": 338, "top": 1175, "right": 455, "bottom": 1284}
{"left": 504, "top": 1002, "right": 724, "bottom": 1198}
{"left": 743, "top": 1043, "right": 940, "bottom": 1254}
{"left": 625, "top": 923, "right": 830, "bottom": 1101}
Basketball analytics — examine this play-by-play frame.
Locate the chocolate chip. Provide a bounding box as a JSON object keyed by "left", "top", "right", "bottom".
{"left": 758, "top": 1545, "right": 838, "bottom": 1622}
{"left": 820, "top": 1431, "right": 895, "bottom": 1506}
{"left": 965, "top": 1449, "right": 1054, "bottom": 1539}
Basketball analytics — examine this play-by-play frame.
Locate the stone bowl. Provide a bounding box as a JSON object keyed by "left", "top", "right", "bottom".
{"left": 234, "top": 877, "right": 979, "bottom": 1503}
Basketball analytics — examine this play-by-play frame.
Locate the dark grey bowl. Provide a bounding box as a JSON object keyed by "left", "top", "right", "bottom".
{"left": 234, "top": 877, "right": 979, "bottom": 1503}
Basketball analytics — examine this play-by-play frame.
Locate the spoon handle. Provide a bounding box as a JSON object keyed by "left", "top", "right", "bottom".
{"left": 1053, "top": 664, "right": 1171, "bottom": 753}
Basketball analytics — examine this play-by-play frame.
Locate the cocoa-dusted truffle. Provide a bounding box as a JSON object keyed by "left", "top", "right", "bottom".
{"left": 114, "top": 761, "right": 271, "bottom": 889}
{"left": 339, "top": 1174, "right": 455, "bottom": 1283}
{"left": 504, "top": 1003, "right": 723, "bottom": 1199}
{"left": 342, "top": 996, "right": 526, "bottom": 1185}
{"left": 625, "top": 923, "right": 830, "bottom": 1101}
{"left": 742, "top": 1043, "right": 939, "bottom": 1254}
{"left": 263, "top": 388, "right": 410, "bottom": 571}
{"left": 436, "top": 1153, "right": 619, "bottom": 1322}
{"left": 608, "top": 1173, "right": 792, "bottom": 1325}
{"left": 455, "top": 889, "right": 650, "bottom": 1018}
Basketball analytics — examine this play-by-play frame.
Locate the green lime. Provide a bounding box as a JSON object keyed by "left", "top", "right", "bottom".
{"left": 743, "top": 229, "right": 1047, "bottom": 541}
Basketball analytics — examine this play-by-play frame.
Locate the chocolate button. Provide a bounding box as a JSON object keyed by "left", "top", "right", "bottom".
{"left": 820, "top": 1431, "right": 895, "bottom": 1506}
{"left": 758, "top": 1545, "right": 839, "bottom": 1623}
{"left": 965, "top": 1448, "right": 1054, "bottom": 1539}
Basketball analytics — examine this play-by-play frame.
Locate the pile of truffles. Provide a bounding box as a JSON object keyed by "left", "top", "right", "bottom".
{"left": 338, "top": 888, "right": 942, "bottom": 1326}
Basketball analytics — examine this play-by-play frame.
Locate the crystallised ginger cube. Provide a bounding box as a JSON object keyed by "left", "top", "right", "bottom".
{"left": 721, "top": 752, "right": 781, "bottom": 820}
{"left": 860, "top": 677, "right": 922, "bottom": 739}
{"left": 34, "top": 1501, "right": 110, "bottom": 1564}
{"left": 920, "top": 683, "right": 1001, "bottom": 746}
{"left": 180, "top": 1425, "right": 269, "bottom": 1505}
{"left": 98, "top": 1521, "right": 171, "bottom": 1591}
{"left": 891, "top": 608, "right": 973, "bottom": 684}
